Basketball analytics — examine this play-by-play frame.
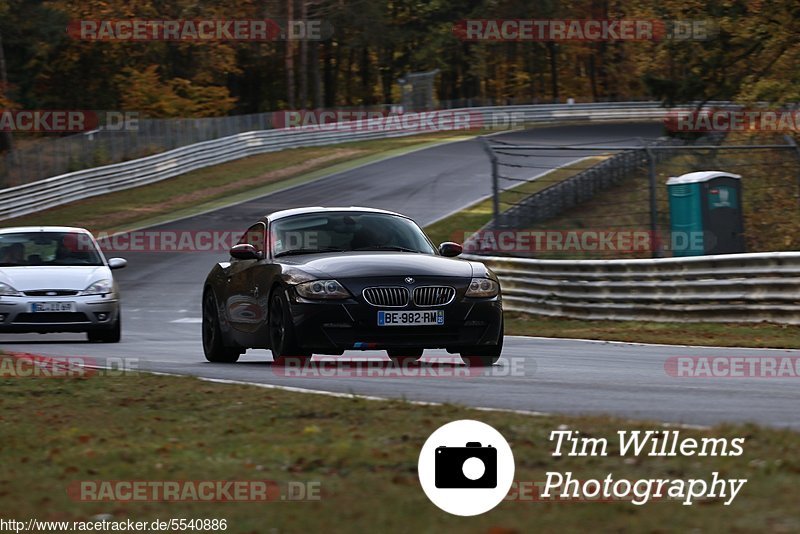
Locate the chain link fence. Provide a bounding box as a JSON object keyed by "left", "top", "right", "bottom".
{"left": 472, "top": 134, "right": 800, "bottom": 259}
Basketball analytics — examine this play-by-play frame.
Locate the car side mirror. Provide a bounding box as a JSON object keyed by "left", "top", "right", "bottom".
{"left": 438, "top": 242, "right": 463, "bottom": 257}
{"left": 108, "top": 257, "right": 127, "bottom": 270}
{"left": 230, "top": 243, "right": 262, "bottom": 260}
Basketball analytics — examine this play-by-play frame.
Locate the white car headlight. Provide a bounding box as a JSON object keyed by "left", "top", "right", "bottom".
{"left": 82, "top": 279, "right": 113, "bottom": 296}
{"left": 0, "top": 282, "right": 22, "bottom": 296}
{"left": 295, "top": 279, "right": 350, "bottom": 300}
{"left": 465, "top": 278, "right": 499, "bottom": 298}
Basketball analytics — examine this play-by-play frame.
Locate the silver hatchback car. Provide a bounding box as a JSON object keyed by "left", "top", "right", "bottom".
{"left": 0, "top": 227, "right": 126, "bottom": 342}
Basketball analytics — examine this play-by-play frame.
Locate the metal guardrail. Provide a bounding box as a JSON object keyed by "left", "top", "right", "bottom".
{"left": 0, "top": 102, "right": 678, "bottom": 221}
{"left": 466, "top": 252, "right": 800, "bottom": 325}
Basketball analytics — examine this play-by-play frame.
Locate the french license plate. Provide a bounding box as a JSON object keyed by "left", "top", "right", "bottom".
{"left": 378, "top": 310, "right": 444, "bottom": 326}
{"left": 31, "top": 302, "right": 75, "bottom": 313}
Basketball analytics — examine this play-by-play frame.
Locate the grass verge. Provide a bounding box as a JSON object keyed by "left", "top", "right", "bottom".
{"left": 1, "top": 361, "right": 798, "bottom": 532}
{"left": 504, "top": 312, "right": 800, "bottom": 349}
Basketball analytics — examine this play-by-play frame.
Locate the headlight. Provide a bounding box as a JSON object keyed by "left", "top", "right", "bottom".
{"left": 0, "top": 282, "right": 21, "bottom": 296}
{"left": 295, "top": 279, "right": 350, "bottom": 300}
{"left": 465, "top": 278, "right": 499, "bottom": 298}
{"left": 82, "top": 279, "right": 113, "bottom": 295}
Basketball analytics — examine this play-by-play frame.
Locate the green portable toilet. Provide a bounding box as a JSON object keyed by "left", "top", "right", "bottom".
{"left": 666, "top": 171, "right": 745, "bottom": 256}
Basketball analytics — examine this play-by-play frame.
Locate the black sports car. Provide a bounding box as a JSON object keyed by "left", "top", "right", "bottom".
{"left": 202, "top": 207, "right": 503, "bottom": 366}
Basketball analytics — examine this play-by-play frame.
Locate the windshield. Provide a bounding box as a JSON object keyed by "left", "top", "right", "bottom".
{"left": 270, "top": 212, "right": 436, "bottom": 257}
{"left": 0, "top": 231, "right": 104, "bottom": 267}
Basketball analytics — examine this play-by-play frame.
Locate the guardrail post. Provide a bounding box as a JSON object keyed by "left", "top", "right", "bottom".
{"left": 645, "top": 145, "right": 663, "bottom": 258}
{"left": 481, "top": 136, "right": 501, "bottom": 228}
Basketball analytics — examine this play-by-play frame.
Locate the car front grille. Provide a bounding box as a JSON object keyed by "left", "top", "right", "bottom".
{"left": 23, "top": 290, "right": 80, "bottom": 297}
{"left": 14, "top": 312, "right": 89, "bottom": 324}
{"left": 413, "top": 286, "right": 456, "bottom": 307}
{"left": 362, "top": 287, "right": 409, "bottom": 307}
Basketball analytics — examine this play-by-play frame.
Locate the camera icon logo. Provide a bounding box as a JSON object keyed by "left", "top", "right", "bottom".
{"left": 418, "top": 420, "right": 515, "bottom": 516}
{"left": 435, "top": 442, "right": 497, "bottom": 488}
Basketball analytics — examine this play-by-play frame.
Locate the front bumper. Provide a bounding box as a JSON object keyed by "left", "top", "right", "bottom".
{"left": 285, "top": 290, "right": 503, "bottom": 352}
{"left": 0, "top": 293, "right": 120, "bottom": 333}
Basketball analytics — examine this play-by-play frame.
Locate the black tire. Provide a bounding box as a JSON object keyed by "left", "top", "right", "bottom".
{"left": 460, "top": 321, "right": 504, "bottom": 367}
{"left": 269, "top": 287, "right": 310, "bottom": 365}
{"left": 203, "top": 290, "right": 240, "bottom": 363}
{"left": 87, "top": 313, "right": 121, "bottom": 343}
{"left": 387, "top": 349, "right": 423, "bottom": 365}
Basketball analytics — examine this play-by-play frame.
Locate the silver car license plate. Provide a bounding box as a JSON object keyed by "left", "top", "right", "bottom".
{"left": 378, "top": 310, "right": 444, "bottom": 326}
{"left": 31, "top": 302, "right": 76, "bottom": 313}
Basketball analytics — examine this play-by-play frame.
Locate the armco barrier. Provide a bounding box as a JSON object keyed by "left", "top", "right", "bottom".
{"left": 0, "top": 102, "right": 681, "bottom": 221}
{"left": 465, "top": 252, "right": 800, "bottom": 325}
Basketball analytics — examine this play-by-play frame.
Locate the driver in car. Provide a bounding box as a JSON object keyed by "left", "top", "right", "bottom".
{"left": 1, "top": 243, "right": 25, "bottom": 265}
{"left": 350, "top": 224, "right": 395, "bottom": 250}
{"left": 55, "top": 233, "right": 90, "bottom": 263}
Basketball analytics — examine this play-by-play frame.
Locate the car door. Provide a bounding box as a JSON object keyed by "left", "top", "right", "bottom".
{"left": 246, "top": 220, "right": 282, "bottom": 348}
{"left": 225, "top": 222, "right": 267, "bottom": 344}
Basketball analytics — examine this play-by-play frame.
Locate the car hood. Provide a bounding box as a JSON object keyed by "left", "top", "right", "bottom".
{"left": 279, "top": 252, "right": 474, "bottom": 279}
{"left": 0, "top": 266, "right": 111, "bottom": 291}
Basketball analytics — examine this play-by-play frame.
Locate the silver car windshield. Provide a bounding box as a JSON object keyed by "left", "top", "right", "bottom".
{"left": 271, "top": 213, "right": 437, "bottom": 257}
{"left": 0, "top": 232, "right": 104, "bottom": 267}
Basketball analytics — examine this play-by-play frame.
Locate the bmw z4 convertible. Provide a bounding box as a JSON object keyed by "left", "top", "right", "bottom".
{"left": 202, "top": 207, "right": 503, "bottom": 366}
